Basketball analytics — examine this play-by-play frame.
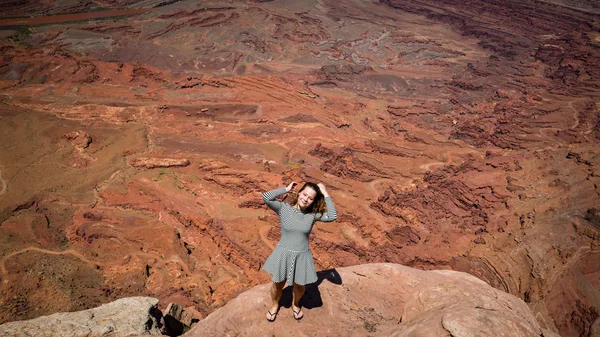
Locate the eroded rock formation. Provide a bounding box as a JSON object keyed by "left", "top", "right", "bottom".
{"left": 0, "top": 0, "right": 598, "bottom": 336}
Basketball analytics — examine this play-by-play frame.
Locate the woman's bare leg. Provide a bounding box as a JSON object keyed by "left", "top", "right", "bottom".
{"left": 292, "top": 282, "right": 305, "bottom": 319}
{"left": 266, "top": 280, "right": 286, "bottom": 320}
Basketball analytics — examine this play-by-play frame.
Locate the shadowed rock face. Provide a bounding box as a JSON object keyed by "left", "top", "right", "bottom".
{"left": 0, "top": 1, "right": 599, "bottom": 336}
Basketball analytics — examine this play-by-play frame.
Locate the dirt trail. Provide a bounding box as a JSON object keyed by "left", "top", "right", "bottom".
{"left": 0, "top": 169, "right": 6, "bottom": 196}
{"left": 567, "top": 101, "right": 580, "bottom": 130}
{"left": 0, "top": 245, "right": 195, "bottom": 279}
{"left": 367, "top": 178, "right": 394, "bottom": 198}
{"left": 0, "top": 247, "right": 103, "bottom": 279}
{"left": 537, "top": 100, "right": 583, "bottom": 147}
{"left": 258, "top": 225, "right": 275, "bottom": 251}
{"left": 0, "top": 8, "right": 152, "bottom": 27}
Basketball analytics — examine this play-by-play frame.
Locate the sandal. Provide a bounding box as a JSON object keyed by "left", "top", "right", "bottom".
{"left": 293, "top": 308, "right": 303, "bottom": 321}
{"left": 266, "top": 309, "right": 278, "bottom": 322}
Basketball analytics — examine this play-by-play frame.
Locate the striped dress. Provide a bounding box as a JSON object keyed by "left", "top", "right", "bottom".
{"left": 262, "top": 187, "right": 337, "bottom": 286}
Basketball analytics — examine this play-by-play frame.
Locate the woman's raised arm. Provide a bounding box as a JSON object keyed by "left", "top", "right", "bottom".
{"left": 262, "top": 182, "right": 296, "bottom": 213}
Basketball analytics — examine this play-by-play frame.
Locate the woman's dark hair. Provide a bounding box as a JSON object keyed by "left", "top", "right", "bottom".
{"left": 290, "top": 182, "right": 326, "bottom": 214}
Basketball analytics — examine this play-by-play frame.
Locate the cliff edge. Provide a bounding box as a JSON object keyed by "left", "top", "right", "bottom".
{"left": 188, "top": 263, "right": 560, "bottom": 337}
{"left": 0, "top": 263, "right": 565, "bottom": 337}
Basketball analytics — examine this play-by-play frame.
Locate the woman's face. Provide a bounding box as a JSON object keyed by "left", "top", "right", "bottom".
{"left": 297, "top": 187, "right": 317, "bottom": 210}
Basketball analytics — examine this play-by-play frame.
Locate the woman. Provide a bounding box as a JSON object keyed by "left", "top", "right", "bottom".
{"left": 262, "top": 181, "right": 337, "bottom": 322}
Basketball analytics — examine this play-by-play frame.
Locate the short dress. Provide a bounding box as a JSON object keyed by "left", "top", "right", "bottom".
{"left": 262, "top": 187, "right": 337, "bottom": 286}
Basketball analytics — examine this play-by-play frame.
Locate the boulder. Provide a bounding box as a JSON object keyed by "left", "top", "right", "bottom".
{"left": 0, "top": 297, "right": 162, "bottom": 337}
{"left": 163, "top": 302, "right": 194, "bottom": 336}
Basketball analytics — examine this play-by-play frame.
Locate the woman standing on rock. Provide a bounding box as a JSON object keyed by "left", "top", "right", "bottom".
{"left": 262, "top": 181, "right": 337, "bottom": 322}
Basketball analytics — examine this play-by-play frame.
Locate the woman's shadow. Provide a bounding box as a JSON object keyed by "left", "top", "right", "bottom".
{"left": 279, "top": 269, "right": 343, "bottom": 309}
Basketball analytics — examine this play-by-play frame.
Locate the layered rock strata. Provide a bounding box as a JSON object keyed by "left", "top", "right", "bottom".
{"left": 0, "top": 0, "right": 598, "bottom": 336}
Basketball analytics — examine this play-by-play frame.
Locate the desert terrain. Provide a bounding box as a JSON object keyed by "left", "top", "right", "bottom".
{"left": 0, "top": 0, "right": 599, "bottom": 336}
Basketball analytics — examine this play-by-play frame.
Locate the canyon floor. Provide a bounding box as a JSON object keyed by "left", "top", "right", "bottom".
{"left": 0, "top": 1, "right": 599, "bottom": 336}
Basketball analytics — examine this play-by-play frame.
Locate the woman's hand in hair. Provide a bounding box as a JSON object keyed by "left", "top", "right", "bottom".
{"left": 286, "top": 181, "right": 297, "bottom": 192}
{"left": 317, "top": 183, "right": 329, "bottom": 197}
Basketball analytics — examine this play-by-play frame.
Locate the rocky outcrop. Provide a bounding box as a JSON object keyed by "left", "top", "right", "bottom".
{"left": 63, "top": 130, "right": 92, "bottom": 150}
{"left": 0, "top": 264, "right": 558, "bottom": 337}
{"left": 1, "top": 0, "right": 598, "bottom": 336}
{"left": 0, "top": 297, "right": 162, "bottom": 337}
{"left": 128, "top": 158, "right": 190, "bottom": 169}
{"left": 163, "top": 302, "right": 194, "bottom": 336}
{"left": 186, "top": 263, "right": 558, "bottom": 337}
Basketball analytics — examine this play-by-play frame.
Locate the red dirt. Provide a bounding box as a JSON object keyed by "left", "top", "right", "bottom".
{"left": 0, "top": 9, "right": 151, "bottom": 27}
{"left": 0, "top": 0, "right": 598, "bottom": 336}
